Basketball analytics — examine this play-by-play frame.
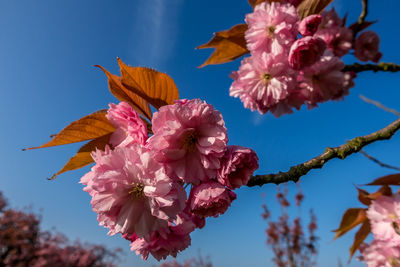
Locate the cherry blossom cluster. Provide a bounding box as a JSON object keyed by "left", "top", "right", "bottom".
{"left": 359, "top": 194, "right": 400, "bottom": 266}
{"left": 80, "top": 100, "right": 259, "bottom": 261}
{"left": 230, "top": 1, "right": 382, "bottom": 116}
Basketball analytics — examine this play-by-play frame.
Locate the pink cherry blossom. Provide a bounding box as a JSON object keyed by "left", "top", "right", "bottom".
{"left": 354, "top": 31, "right": 383, "bottom": 63}
{"left": 147, "top": 99, "right": 228, "bottom": 184}
{"left": 218, "top": 145, "right": 259, "bottom": 189}
{"left": 289, "top": 36, "right": 326, "bottom": 70}
{"left": 80, "top": 144, "right": 186, "bottom": 238}
{"left": 367, "top": 194, "right": 400, "bottom": 245}
{"left": 230, "top": 52, "right": 297, "bottom": 116}
{"left": 298, "top": 51, "right": 352, "bottom": 107}
{"left": 315, "top": 26, "right": 353, "bottom": 57}
{"left": 359, "top": 240, "right": 400, "bottom": 267}
{"left": 245, "top": 1, "right": 299, "bottom": 54}
{"left": 298, "top": 15, "right": 322, "bottom": 36}
{"left": 106, "top": 102, "right": 148, "bottom": 147}
{"left": 128, "top": 213, "right": 196, "bottom": 261}
{"left": 314, "top": 8, "right": 353, "bottom": 57}
{"left": 319, "top": 8, "right": 343, "bottom": 29}
{"left": 189, "top": 182, "right": 236, "bottom": 218}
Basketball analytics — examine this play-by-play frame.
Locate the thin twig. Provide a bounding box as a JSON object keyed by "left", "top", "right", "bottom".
{"left": 343, "top": 62, "right": 400, "bottom": 73}
{"left": 360, "top": 150, "right": 400, "bottom": 171}
{"left": 360, "top": 95, "right": 400, "bottom": 117}
{"left": 247, "top": 118, "right": 400, "bottom": 186}
{"left": 353, "top": 0, "right": 368, "bottom": 38}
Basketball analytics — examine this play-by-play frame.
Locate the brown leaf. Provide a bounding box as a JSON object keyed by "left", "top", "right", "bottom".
{"left": 117, "top": 58, "right": 179, "bottom": 109}
{"left": 366, "top": 174, "right": 400, "bottom": 186}
{"left": 95, "top": 65, "right": 152, "bottom": 120}
{"left": 334, "top": 208, "right": 367, "bottom": 239}
{"left": 349, "top": 21, "right": 377, "bottom": 33}
{"left": 197, "top": 24, "right": 249, "bottom": 67}
{"left": 49, "top": 134, "right": 112, "bottom": 180}
{"left": 349, "top": 220, "right": 371, "bottom": 259}
{"left": 357, "top": 187, "right": 372, "bottom": 206}
{"left": 357, "top": 185, "right": 392, "bottom": 206}
{"left": 25, "top": 110, "right": 115, "bottom": 150}
{"left": 297, "top": 0, "right": 334, "bottom": 19}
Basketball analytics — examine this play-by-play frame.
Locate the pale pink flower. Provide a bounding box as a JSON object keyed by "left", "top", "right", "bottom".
{"left": 230, "top": 52, "right": 297, "bottom": 115}
{"left": 289, "top": 36, "right": 326, "bottom": 70}
{"left": 218, "top": 145, "right": 259, "bottom": 189}
{"left": 298, "top": 14, "right": 322, "bottom": 36}
{"left": 359, "top": 240, "right": 400, "bottom": 267}
{"left": 315, "top": 26, "right": 353, "bottom": 57}
{"left": 298, "top": 51, "right": 351, "bottom": 107}
{"left": 189, "top": 182, "right": 236, "bottom": 218}
{"left": 319, "top": 8, "right": 343, "bottom": 29}
{"left": 128, "top": 213, "right": 196, "bottom": 261}
{"left": 80, "top": 145, "right": 186, "bottom": 238}
{"left": 106, "top": 102, "right": 148, "bottom": 147}
{"left": 367, "top": 194, "right": 400, "bottom": 245}
{"left": 354, "top": 31, "right": 382, "bottom": 63}
{"left": 245, "top": 1, "right": 299, "bottom": 54}
{"left": 147, "top": 99, "right": 228, "bottom": 184}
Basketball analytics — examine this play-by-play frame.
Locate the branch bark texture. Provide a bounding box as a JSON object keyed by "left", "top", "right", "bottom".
{"left": 247, "top": 118, "right": 400, "bottom": 187}
{"left": 344, "top": 63, "right": 400, "bottom": 73}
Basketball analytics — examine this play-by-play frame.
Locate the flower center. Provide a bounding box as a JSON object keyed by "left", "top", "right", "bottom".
{"left": 129, "top": 183, "right": 145, "bottom": 199}
{"left": 261, "top": 73, "right": 272, "bottom": 84}
{"left": 267, "top": 26, "right": 275, "bottom": 36}
{"left": 182, "top": 131, "right": 198, "bottom": 152}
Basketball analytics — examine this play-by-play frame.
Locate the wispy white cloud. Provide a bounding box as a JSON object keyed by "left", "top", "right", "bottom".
{"left": 130, "top": 0, "right": 183, "bottom": 68}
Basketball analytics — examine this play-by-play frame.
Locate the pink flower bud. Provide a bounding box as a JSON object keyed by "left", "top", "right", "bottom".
{"left": 354, "top": 31, "right": 382, "bottom": 63}
{"left": 298, "top": 14, "right": 322, "bottom": 36}
{"left": 217, "top": 145, "right": 259, "bottom": 189}
{"left": 289, "top": 36, "right": 326, "bottom": 70}
{"left": 189, "top": 182, "right": 236, "bottom": 218}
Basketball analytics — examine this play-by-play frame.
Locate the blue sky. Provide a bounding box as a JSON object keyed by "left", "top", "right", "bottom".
{"left": 1, "top": 0, "right": 400, "bottom": 266}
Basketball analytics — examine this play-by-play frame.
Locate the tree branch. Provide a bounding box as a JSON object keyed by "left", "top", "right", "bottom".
{"left": 353, "top": 0, "right": 368, "bottom": 37}
{"left": 343, "top": 62, "right": 400, "bottom": 73}
{"left": 247, "top": 118, "right": 400, "bottom": 187}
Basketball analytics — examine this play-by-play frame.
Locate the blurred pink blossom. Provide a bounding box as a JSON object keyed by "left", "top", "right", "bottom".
{"left": 298, "top": 15, "right": 322, "bottom": 36}
{"left": 354, "top": 31, "right": 382, "bottom": 62}
{"left": 217, "top": 145, "right": 259, "bottom": 189}
{"left": 359, "top": 240, "right": 400, "bottom": 267}
{"left": 367, "top": 194, "right": 400, "bottom": 245}
{"left": 189, "top": 182, "right": 236, "bottom": 218}
{"left": 289, "top": 36, "right": 326, "bottom": 70}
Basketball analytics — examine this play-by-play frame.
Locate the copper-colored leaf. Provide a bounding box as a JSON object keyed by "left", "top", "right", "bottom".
{"left": 357, "top": 187, "right": 372, "bottom": 206}
{"left": 197, "top": 24, "right": 249, "bottom": 67}
{"left": 357, "top": 185, "right": 392, "bottom": 206}
{"left": 95, "top": 65, "right": 152, "bottom": 120}
{"left": 349, "top": 220, "right": 371, "bottom": 259}
{"left": 366, "top": 174, "right": 400, "bottom": 186}
{"left": 26, "top": 110, "right": 115, "bottom": 150}
{"left": 334, "top": 208, "right": 367, "bottom": 239}
{"left": 297, "top": 0, "right": 334, "bottom": 19}
{"left": 49, "top": 134, "right": 112, "bottom": 180}
{"left": 349, "top": 20, "right": 377, "bottom": 33}
{"left": 117, "top": 58, "right": 179, "bottom": 109}
{"left": 368, "top": 185, "right": 393, "bottom": 199}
